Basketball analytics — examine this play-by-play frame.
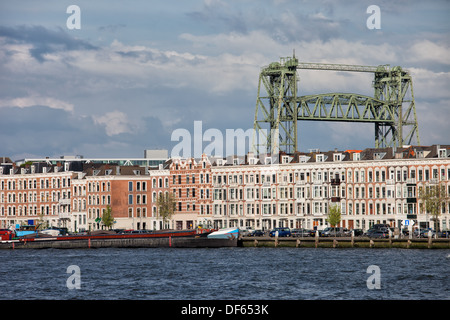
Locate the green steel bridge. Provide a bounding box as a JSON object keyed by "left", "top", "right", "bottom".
{"left": 253, "top": 55, "right": 420, "bottom": 154}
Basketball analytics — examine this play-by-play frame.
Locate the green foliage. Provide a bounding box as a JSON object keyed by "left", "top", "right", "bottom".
{"left": 326, "top": 204, "right": 341, "bottom": 227}
{"left": 418, "top": 185, "right": 448, "bottom": 231}
{"left": 156, "top": 192, "right": 176, "bottom": 228}
{"left": 102, "top": 205, "right": 115, "bottom": 229}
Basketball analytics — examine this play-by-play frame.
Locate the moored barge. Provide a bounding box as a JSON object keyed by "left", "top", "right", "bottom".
{"left": 0, "top": 228, "right": 238, "bottom": 249}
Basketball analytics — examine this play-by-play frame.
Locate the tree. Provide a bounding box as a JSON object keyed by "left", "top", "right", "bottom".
{"left": 418, "top": 184, "right": 448, "bottom": 232}
{"left": 102, "top": 205, "right": 115, "bottom": 230}
{"left": 156, "top": 192, "right": 176, "bottom": 229}
{"left": 326, "top": 204, "right": 342, "bottom": 236}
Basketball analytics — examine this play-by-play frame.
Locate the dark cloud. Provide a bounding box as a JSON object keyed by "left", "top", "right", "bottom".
{"left": 0, "top": 1, "right": 448, "bottom": 159}
{"left": 98, "top": 24, "right": 127, "bottom": 33}
{"left": 186, "top": 1, "right": 248, "bottom": 34}
{"left": 0, "top": 106, "right": 170, "bottom": 160}
{"left": 0, "top": 106, "right": 101, "bottom": 157}
{"left": 0, "top": 25, "right": 97, "bottom": 62}
{"left": 186, "top": 1, "right": 345, "bottom": 42}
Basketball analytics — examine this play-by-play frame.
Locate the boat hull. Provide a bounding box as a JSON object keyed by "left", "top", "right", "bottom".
{"left": 0, "top": 229, "right": 237, "bottom": 249}
{"left": 0, "top": 236, "right": 237, "bottom": 249}
{"left": 207, "top": 228, "right": 240, "bottom": 240}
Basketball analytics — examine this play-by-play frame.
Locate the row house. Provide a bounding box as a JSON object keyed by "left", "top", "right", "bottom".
{"left": 169, "top": 154, "right": 213, "bottom": 230}
{"left": 0, "top": 161, "right": 171, "bottom": 232}
{"left": 0, "top": 162, "right": 72, "bottom": 229}
{"left": 71, "top": 164, "right": 170, "bottom": 232}
{"left": 2, "top": 144, "right": 449, "bottom": 233}
{"left": 206, "top": 145, "right": 450, "bottom": 232}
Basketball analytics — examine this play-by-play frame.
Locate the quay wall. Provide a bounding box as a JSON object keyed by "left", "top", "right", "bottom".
{"left": 239, "top": 237, "right": 450, "bottom": 249}
{"left": 2, "top": 237, "right": 448, "bottom": 249}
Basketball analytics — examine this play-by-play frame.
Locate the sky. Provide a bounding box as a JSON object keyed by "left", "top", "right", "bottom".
{"left": 0, "top": 0, "right": 449, "bottom": 160}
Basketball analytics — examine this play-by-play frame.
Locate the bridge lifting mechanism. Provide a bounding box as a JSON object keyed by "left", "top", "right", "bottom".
{"left": 252, "top": 54, "right": 420, "bottom": 155}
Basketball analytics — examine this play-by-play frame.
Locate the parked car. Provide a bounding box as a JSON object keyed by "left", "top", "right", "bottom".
{"left": 366, "top": 229, "right": 389, "bottom": 238}
{"left": 419, "top": 229, "right": 436, "bottom": 238}
{"left": 269, "top": 227, "right": 291, "bottom": 237}
{"left": 438, "top": 230, "right": 450, "bottom": 238}
{"left": 320, "top": 227, "right": 347, "bottom": 237}
{"left": 347, "top": 229, "right": 364, "bottom": 236}
{"left": 248, "top": 229, "right": 265, "bottom": 237}
{"left": 372, "top": 224, "right": 391, "bottom": 230}
{"left": 240, "top": 229, "right": 254, "bottom": 237}
{"left": 291, "top": 228, "right": 311, "bottom": 237}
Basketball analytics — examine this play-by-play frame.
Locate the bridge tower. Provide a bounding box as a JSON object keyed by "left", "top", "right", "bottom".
{"left": 252, "top": 54, "right": 420, "bottom": 155}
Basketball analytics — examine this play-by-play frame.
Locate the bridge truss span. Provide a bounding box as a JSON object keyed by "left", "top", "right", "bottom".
{"left": 297, "top": 93, "right": 395, "bottom": 123}
{"left": 253, "top": 55, "right": 420, "bottom": 154}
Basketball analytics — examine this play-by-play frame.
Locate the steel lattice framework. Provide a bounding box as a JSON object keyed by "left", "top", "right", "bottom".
{"left": 253, "top": 55, "right": 420, "bottom": 154}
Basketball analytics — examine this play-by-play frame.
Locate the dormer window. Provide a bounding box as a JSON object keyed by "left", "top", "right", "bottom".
{"left": 333, "top": 154, "right": 342, "bottom": 162}
{"left": 316, "top": 154, "right": 324, "bottom": 162}
{"left": 282, "top": 156, "right": 289, "bottom": 164}
{"left": 438, "top": 149, "right": 447, "bottom": 158}
{"left": 353, "top": 153, "right": 360, "bottom": 161}
{"left": 374, "top": 152, "right": 385, "bottom": 160}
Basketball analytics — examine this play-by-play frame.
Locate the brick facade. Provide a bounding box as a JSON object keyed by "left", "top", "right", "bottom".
{"left": 1, "top": 145, "right": 449, "bottom": 233}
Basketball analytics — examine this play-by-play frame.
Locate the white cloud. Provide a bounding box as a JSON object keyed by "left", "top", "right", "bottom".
{"left": 0, "top": 96, "right": 74, "bottom": 112}
{"left": 409, "top": 68, "right": 450, "bottom": 101}
{"left": 93, "top": 111, "right": 132, "bottom": 136}
{"left": 407, "top": 40, "right": 450, "bottom": 66}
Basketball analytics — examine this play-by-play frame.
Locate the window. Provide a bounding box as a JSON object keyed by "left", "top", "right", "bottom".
{"left": 128, "top": 181, "right": 133, "bottom": 192}
{"left": 128, "top": 195, "right": 133, "bottom": 205}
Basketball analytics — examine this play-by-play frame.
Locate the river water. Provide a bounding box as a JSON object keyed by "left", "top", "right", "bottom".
{"left": 1, "top": 247, "right": 448, "bottom": 300}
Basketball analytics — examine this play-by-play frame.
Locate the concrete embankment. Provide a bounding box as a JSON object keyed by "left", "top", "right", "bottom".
{"left": 239, "top": 236, "right": 450, "bottom": 249}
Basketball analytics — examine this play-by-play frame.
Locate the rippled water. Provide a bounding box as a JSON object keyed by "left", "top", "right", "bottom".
{"left": 1, "top": 247, "right": 448, "bottom": 300}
